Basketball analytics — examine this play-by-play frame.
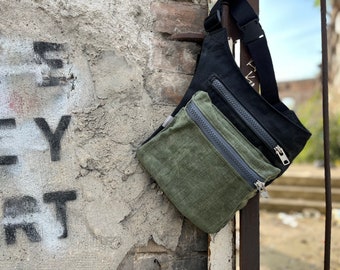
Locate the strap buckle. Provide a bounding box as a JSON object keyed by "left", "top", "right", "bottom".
{"left": 204, "top": 9, "right": 222, "bottom": 32}
{"left": 240, "top": 18, "right": 265, "bottom": 44}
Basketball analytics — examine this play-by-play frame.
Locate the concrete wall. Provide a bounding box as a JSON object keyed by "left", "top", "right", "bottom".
{"left": 0, "top": 1, "right": 209, "bottom": 269}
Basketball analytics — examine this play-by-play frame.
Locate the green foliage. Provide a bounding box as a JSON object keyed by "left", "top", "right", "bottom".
{"left": 295, "top": 90, "right": 340, "bottom": 164}
{"left": 295, "top": 90, "right": 322, "bottom": 162}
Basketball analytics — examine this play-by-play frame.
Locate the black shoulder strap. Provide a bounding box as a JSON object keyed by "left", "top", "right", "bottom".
{"left": 205, "top": 0, "right": 280, "bottom": 105}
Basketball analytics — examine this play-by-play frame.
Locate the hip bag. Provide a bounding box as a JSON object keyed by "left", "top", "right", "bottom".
{"left": 137, "top": 0, "right": 311, "bottom": 233}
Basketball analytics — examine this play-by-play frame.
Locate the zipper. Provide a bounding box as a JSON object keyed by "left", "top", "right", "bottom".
{"left": 186, "top": 100, "right": 269, "bottom": 198}
{"left": 211, "top": 78, "right": 290, "bottom": 166}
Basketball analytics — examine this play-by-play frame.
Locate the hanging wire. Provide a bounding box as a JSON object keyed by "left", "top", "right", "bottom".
{"left": 320, "top": 0, "right": 332, "bottom": 269}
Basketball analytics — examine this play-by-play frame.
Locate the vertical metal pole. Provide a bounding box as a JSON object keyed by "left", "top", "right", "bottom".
{"left": 320, "top": 0, "right": 332, "bottom": 269}
{"left": 239, "top": 196, "right": 260, "bottom": 270}
{"left": 239, "top": 1, "right": 260, "bottom": 270}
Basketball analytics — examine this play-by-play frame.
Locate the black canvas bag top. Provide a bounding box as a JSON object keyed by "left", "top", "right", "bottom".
{"left": 144, "top": 0, "right": 311, "bottom": 176}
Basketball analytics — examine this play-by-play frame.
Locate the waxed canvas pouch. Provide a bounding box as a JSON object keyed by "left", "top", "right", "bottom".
{"left": 137, "top": 91, "right": 280, "bottom": 233}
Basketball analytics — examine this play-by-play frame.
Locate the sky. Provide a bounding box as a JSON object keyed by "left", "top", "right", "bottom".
{"left": 259, "top": 0, "right": 322, "bottom": 82}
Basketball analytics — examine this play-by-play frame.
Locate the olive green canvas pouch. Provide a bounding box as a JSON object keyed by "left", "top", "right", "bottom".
{"left": 137, "top": 91, "right": 280, "bottom": 233}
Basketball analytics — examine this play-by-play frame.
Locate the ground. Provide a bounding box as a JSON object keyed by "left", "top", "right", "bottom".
{"left": 259, "top": 210, "right": 340, "bottom": 270}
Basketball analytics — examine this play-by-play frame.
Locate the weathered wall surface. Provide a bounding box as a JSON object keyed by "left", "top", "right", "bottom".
{"left": 0, "top": 0, "right": 208, "bottom": 269}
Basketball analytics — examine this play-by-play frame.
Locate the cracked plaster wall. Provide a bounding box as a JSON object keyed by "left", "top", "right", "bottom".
{"left": 0, "top": 0, "right": 208, "bottom": 269}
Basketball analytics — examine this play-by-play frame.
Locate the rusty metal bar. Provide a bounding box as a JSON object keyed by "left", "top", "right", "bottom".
{"left": 320, "top": 0, "right": 332, "bottom": 269}
{"left": 239, "top": 195, "right": 260, "bottom": 270}
{"left": 238, "top": 0, "right": 260, "bottom": 269}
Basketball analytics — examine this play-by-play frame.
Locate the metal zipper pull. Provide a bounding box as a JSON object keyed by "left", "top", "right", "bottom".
{"left": 254, "top": 180, "right": 269, "bottom": 198}
{"left": 274, "top": 145, "right": 290, "bottom": 166}
{"left": 211, "top": 78, "right": 292, "bottom": 167}
{"left": 162, "top": 115, "right": 174, "bottom": 128}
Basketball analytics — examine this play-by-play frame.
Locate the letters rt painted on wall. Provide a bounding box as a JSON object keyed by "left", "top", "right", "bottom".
{"left": 4, "top": 191, "right": 77, "bottom": 245}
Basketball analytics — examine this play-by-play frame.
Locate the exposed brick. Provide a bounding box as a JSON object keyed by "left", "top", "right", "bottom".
{"left": 118, "top": 219, "right": 208, "bottom": 270}
{"left": 176, "top": 218, "right": 208, "bottom": 253}
{"left": 146, "top": 72, "right": 193, "bottom": 104}
{"left": 151, "top": 38, "right": 201, "bottom": 74}
{"left": 151, "top": 2, "right": 208, "bottom": 34}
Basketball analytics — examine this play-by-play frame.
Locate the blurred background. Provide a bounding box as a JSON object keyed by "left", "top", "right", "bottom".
{"left": 261, "top": 0, "right": 339, "bottom": 166}
{"left": 256, "top": 1, "right": 340, "bottom": 269}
